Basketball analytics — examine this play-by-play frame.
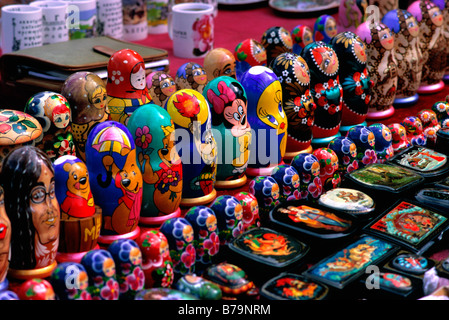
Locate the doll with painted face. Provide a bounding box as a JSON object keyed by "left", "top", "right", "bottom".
{"left": 50, "top": 262, "right": 92, "bottom": 300}
{"left": 291, "top": 25, "right": 314, "bottom": 55}
{"left": 328, "top": 136, "right": 359, "bottom": 178}
{"left": 271, "top": 52, "right": 317, "bottom": 159}
{"left": 248, "top": 176, "right": 280, "bottom": 224}
{"left": 347, "top": 125, "right": 378, "bottom": 167}
{"left": 417, "top": 109, "right": 441, "bottom": 147}
{"left": 401, "top": 116, "right": 427, "bottom": 146}
{"left": 261, "top": 26, "right": 293, "bottom": 67}
{"left": 0, "top": 146, "right": 59, "bottom": 280}
{"left": 339, "top": 0, "right": 364, "bottom": 33}
{"left": 290, "top": 152, "right": 323, "bottom": 201}
{"left": 313, "top": 147, "right": 341, "bottom": 192}
{"left": 314, "top": 15, "right": 338, "bottom": 43}
{"left": 388, "top": 123, "right": 411, "bottom": 153}
{"left": 271, "top": 164, "right": 301, "bottom": 202}
{"left": 176, "top": 62, "right": 209, "bottom": 94}
{"left": 432, "top": 0, "right": 449, "bottom": 82}
{"left": 210, "top": 195, "right": 244, "bottom": 248}
{"left": 234, "top": 191, "right": 260, "bottom": 231}
{"left": 0, "top": 186, "right": 11, "bottom": 292}
{"left": 203, "top": 48, "right": 237, "bottom": 81}
{"left": 234, "top": 38, "right": 267, "bottom": 81}
{"left": 368, "top": 123, "right": 394, "bottom": 163}
{"left": 146, "top": 71, "right": 177, "bottom": 107}
{"left": 204, "top": 76, "right": 251, "bottom": 188}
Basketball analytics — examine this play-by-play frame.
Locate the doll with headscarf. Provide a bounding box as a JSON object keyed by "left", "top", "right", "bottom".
{"left": 234, "top": 38, "right": 267, "bottom": 81}
{"left": 261, "top": 26, "right": 293, "bottom": 67}
{"left": 314, "top": 15, "right": 338, "bottom": 44}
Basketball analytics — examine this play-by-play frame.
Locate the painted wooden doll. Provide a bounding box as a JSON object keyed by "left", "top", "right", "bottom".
{"left": 338, "top": 0, "right": 364, "bottom": 33}
{"left": 204, "top": 76, "right": 251, "bottom": 188}
{"left": 271, "top": 52, "right": 316, "bottom": 158}
{"left": 106, "top": 49, "right": 153, "bottom": 125}
{"left": 17, "top": 278, "right": 55, "bottom": 300}
{"left": 370, "top": 0, "right": 398, "bottom": 17}
{"left": 146, "top": 71, "right": 177, "bottom": 107}
{"left": 210, "top": 195, "right": 244, "bottom": 247}
{"left": 240, "top": 66, "right": 288, "bottom": 176}
{"left": 291, "top": 25, "right": 314, "bottom": 54}
{"left": 290, "top": 152, "right": 323, "bottom": 201}
{"left": 300, "top": 41, "right": 343, "bottom": 146}
{"left": 356, "top": 21, "right": 397, "bottom": 120}
{"left": 50, "top": 262, "right": 92, "bottom": 300}
{"left": 312, "top": 147, "right": 341, "bottom": 192}
{"left": 164, "top": 89, "right": 217, "bottom": 206}
{"left": 136, "top": 230, "right": 174, "bottom": 289}
{"left": 234, "top": 191, "right": 261, "bottom": 232}
{"left": 0, "top": 290, "right": 18, "bottom": 300}
{"left": 85, "top": 121, "right": 142, "bottom": 245}
{"left": 53, "top": 155, "right": 101, "bottom": 263}
{"left": 271, "top": 164, "right": 301, "bottom": 203}
{"left": 0, "top": 146, "right": 59, "bottom": 280}
{"left": 417, "top": 109, "right": 441, "bottom": 147}
{"left": 368, "top": 123, "right": 394, "bottom": 163}
{"left": 0, "top": 186, "right": 11, "bottom": 292}
{"left": 175, "top": 62, "right": 209, "bottom": 94}
{"left": 61, "top": 71, "right": 109, "bottom": 162}
{"left": 387, "top": 123, "right": 411, "bottom": 153}
{"left": 346, "top": 125, "right": 378, "bottom": 167}
{"left": 432, "top": 0, "right": 449, "bottom": 82}
{"left": 248, "top": 176, "right": 280, "bottom": 224}
{"left": 314, "top": 15, "right": 338, "bottom": 43}
{"left": 24, "top": 91, "right": 75, "bottom": 162}
{"left": 261, "top": 26, "right": 293, "bottom": 67}
{"left": 203, "top": 47, "right": 237, "bottom": 81}
{"left": 234, "top": 38, "right": 267, "bottom": 81}
{"left": 328, "top": 136, "right": 359, "bottom": 178}
{"left": 127, "top": 103, "right": 182, "bottom": 227}
{"left": 401, "top": 116, "right": 427, "bottom": 146}
{"left": 432, "top": 99, "right": 449, "bottom": 125}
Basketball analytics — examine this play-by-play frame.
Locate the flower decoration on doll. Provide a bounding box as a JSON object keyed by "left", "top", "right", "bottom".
{"left": 192, "top": 13, "right": 214, "bottom": 57}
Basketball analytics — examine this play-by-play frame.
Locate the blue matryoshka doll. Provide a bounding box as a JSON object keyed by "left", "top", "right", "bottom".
{"left": 271, "top": 164, "right": 301, "bottom": 203}
{"left": 368, "top": 123, "right": 394, "bottom": 163}
{"left": 346, "top": 125, "right": 377, "bottom": 167}
{"left": 328, "top": 136, "right": 359, "bottom": 178}
{"left": 204, "top": 76, "right": 252, "bottom": 189}
{"left": 314, "top": 15, "right": 338, "bottom": 43}
{"left": 291, "top": 25, "right": 314, "bottom": 55}
{"left": 290, "top": 152, "right": 323, "bottom": 201}
{"left": 50, "top": 262, "right": 92, "bottom": 300}
{"left": 127, "top": 103, "right": 183, "bottom": 227}
{"left": 248, "top": 176, "right": 280, "bottom": 224}
{"left": 240, "top": 66, "right": 288, "bottom": 176}
{"left": 261, "top": 26, "right": 293, "bottom": 67}
{"left": 175, "top": 62, "right": 209, "bottom": 94}
{"left": 0, "top": 291, "right": 19, "bottom": 300}
{"left": 85, "top": 120, "right": 142, "bottom": 245}
{"left": 209, "top": 195, "right": 244, "bottom": 247}
{"left": 234, "top": 38, "right": 267, "bottom": 81}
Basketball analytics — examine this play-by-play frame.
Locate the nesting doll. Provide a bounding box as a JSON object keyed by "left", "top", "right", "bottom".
{"left": 53, "top": 155, "right": 101, "bottom": 262}
{"left": 347, "top": 125, "right": 378, "bottom": 167}
{"left": 401, "top": 116, "right": 427, "bottom": 146}
{"left": 387, "top": 123, "right": 411, "bottom": 153}
{"left": 290, "top": 152, "right": 323, "bottom": 201}
{"left": 271, "top": 52, "right": 316, "bottom": 158}
{"left": 50, "top": 262, "right": 92, "bottom": 300}
{"left": 291, "top": 25, "right": 314, "bottom": 54}
{"left": 328, "top": 136, "right": 359, "bottom": 177}
{"left": 330, "top": 31, "right": 373, "bottom": 131}
{"left": 61, "top": 71, "right": 109, "bottom": 162}
{"left": 382, "top": 9, "right": 423, "bottom": 106}
{"left": 314, "top": 15, "right": 338, "bottom": 43}
{"left": 312, "top": 147, "right": 341, "bottom": 192}
{"left": 203, "top": 47, "right": 237, "bottom": 81}
{"left": 240, "top": 66, "right": 288, "bottom": 176}
{"left": 0, "top": 186, "right": 11, "bottom": 291}
{"left": 0, "top": 290, "right": 18, "bottom": 300}
{"left": 24, "top": 91, "right": 75, "bottom": 162}
{"left": 0, "top": 146, "right": 59, "bottom": 280}
{"left": 175, "top": 62, "right": 209, "bottom": 94}
{"left": 261, "top": 26, "right": 293, "bottom": 67}
{"left": 85, "top": 121, "right": 142, "bottom": 244}
{"left": 417, "top": 109, "right": 441, "bottom": 147}
{"left": 431, "top": 99, "right": 449, "bottom": 124}
{"left": 17, "top": 279, "right": 55, "bottom": 300}
{"left": 81, "top": 249, "right": 119, "bottom": 300}
{"left": 159, "top": 217, "right": 196, "bottom": 277}
{"left": 433, "top": 0, "right": 449, "bottom": 82}
{"left": 271, "top": 164, "right": 301, "bottom": 202}
{"left": 164, "top": 89, "right": 217, "bottom": 206}
{"left": 300, "top": 41, "right": 343, "bottom": 146}
{"left": 234, "top": 191, "right": 261, "bottom": 231}
{"left": 368, "top": 123, "right": 394, "bottom": 163}
{"left": 136, "top": 230, "right": 174, "bottom": 289}
{"left": 248, "top": 176, "right": 280, "bottom": 223}
{"left": 146, "top": 71, "right": 177, "bottom": 107}
{"left": 204, "top": 76, "right": 251, "bottom": 188}
{"left": 356, "top": 21, "right": 397, "bottom": 119}
{"left": 338, "top": 0, "right": 364, "bottom": 33}
{"left": 408, "top": 0, "right": 446, "bottom": 93}
{"left": 127, "top": 103, "right": 182, "bottom": 226}
{"left": 107, "top": 239, "right": 145, "bottom": 300}
{"left": 210, "top": 195, "right": 244, "bottom": 247}
{"left": 175, "top": 274, "right": 222, "bottom": 300}
{"left": 106, "top": 49, "right": 152, "bottom": 125}
{"left": 234, "top": 38, "right": 267, "bottom": 81}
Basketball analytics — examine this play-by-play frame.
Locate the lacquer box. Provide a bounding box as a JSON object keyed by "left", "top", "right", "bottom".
{"left": 415, "top": 187, "right": 449, "bottom": 212}
{"left": 381, "top": 250, "right": 436, "bottom": 281}
{"left": 318, "top": 187, "right": 376, "bottom": 219}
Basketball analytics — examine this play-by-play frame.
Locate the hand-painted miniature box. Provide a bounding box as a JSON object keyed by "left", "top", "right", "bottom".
{"left": 318, "top": 187, "right": 375, "bottom": 218}
{"left": 382, "top": 250, "right": 436, "bottom": 280}
{"left": 415, "top": 188, "right": 449, "bottom": 212}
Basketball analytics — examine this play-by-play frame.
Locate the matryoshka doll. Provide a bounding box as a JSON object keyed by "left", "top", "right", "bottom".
{"left": 107, "top": 239, "right": 145, "bottom": 300}
{"left": 234, "top": 38, "right": 267, "bottom": 81}
{"left": 61, "top": 71, "right": 109, "bottom": 162}
{"left": 53, "top": 155, "right": 102, "bottom": 263}
{"left": 417, "top": 109, "right": 441, "bottom": 147}
{"left": 240, "top": 66, "right": 288, "bottom": 176}
{"left": 106, "top": 49, "right": 153, "bottom": 125}
{"left": 368, "top": 123, "right": 394, "bottom": 163}
{"left": 50, "top": 262, "right": 92, "bottom": 300}
{"left": 203, "top": 47, "right": 237, "bottom": 81}
{"left": 312, "top": 147, "right": 341, "bottom": 192}
{"left": 408, "top": 0, "right": 446, "bottom": 94}
{"left": 356, "top": 21, "right": 397, "bottom": 119}
{"left": 388, "top": 123, "right": 411, "bottom": 153}
{"left": 431, "top": 99, "right": 449, "bottom": 125}
{"left": 314, "top": 15, "right": 338, "bottom": 43}
{"left": 127, "top": 103, "right": 182, "bottom": 227}
{"left": 261, "top": 26, "right": 293, "bottom": 67}
{"left": 291, "top": 25, "right": 314, "bottom": 54}
{"left": 210, "top": 195, "right": 244, "bottom": 248}
{"left": 175, "top": 62, "right": 209, "bottom": 94}
{"left": 328, "top": 136, "right": 359, "bottom": 178}
{"left": 433, "top": 0, "right": 449, "bottom": 82}
{"left": 401, "top": 116, "right": 427, "bottom": 146}
{"left": 290, "top": 152, "right": 323, "bottom": 201}
{"left": 248, "top": 176, "right": 280, "bottom": 224}
{"left": 0, "top": 186, "right": 11, "bottom": 292}
{"left": 347, "top": 125, "right": 378, "bottom": 167}
{"left": 300, "top": 41, "right": 343, "bottom": 147}
{"left": 234, "top": 191, "right": 260, "bottom": 232}
{"left": 136, "top": 230, "right": 174, "bottom": 289}
{"left": 271, "top": 164, "right": 301, "bottom": 203}
{"left": 24, "top": 91, "right": 75, "bottom": 162}
{"left": 338, "top": 0, "right": 364, "bottom": 33}
{"left": 85, "top": 121, "right": 142, "bottom": 245}
{"left": 164, "top": 89, "right": 217, "bottom": 206}
{"left": 271, "top": 52, "right": 316, "bottom": 159}
{"left": 204, "top": 76, "right": 251, "bottom": 188}
{"left": 17, "top": 278, "right": 55, "bottom": 300}
{"left": 146, "top": 71, "right": 177, "bottom": 107}
{"left": 0, "top": 146, "right": 59, "bottom": 281}
{"left": 80, "top": 249, "right": 119, "bottom": 300}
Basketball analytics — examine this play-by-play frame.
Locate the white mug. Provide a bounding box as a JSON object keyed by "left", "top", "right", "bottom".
{"left": 30, "top": 1, "right": 69, "bottom": 45}
{"left": 96, "top": 0, "right": 123, "bottom": 39}
{"left": 1, "top": 4, "right": 43, "bottom": 54}
{"left": 61, "top": 0, "right": 97, "bottom": 39}
{"left": 122, "top": 0, "right": 147, "bottom": 41}
{"left": 168, "top": 2, "right": 214, "bottom": 59}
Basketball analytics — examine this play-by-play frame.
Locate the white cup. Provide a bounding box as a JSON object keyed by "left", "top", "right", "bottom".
{"left": 168, "top": 2, "right": 214, "bottom": 59}
{"left": 122, "top": 0, "right": 147, "bottom": 41}
{"left": 1, "top": 4, "right": 43, "bottom": 54}
{"left": 61, "top": 0, "right": 97, "bottom": 39}
{"left": 30, "top": 1, "right": 69, "bottom": 45}
{"left": 96, "top": 0, "right": 123, "bottom": 39}
{"left": 147, "top": 0, "right": 169, "bottom": 34}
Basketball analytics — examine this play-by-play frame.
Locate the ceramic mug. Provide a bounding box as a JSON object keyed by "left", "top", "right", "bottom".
{"left": 122, "top": 0, "right": 147, "bottom": 40}
{"left": 96, "top": 0, "right": 123, "bottom": 39}
{"left": 30, "top": 1, "right": 69, "bottom": 45}
{"left": 61, "top": 0, "right": 97, "bottom": 39}
{"left": 168, "top": 2, "right": 214, "bottom": 59}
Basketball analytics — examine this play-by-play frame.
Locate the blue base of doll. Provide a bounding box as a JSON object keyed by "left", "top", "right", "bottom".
{"left": 393, "top": 94, "right": 419, "bottom": 108}
{"left": 339, "top": 122, "right": 367, "bottom": 136}
{"left": 444, "top": 74, "right": 449, "bottom": 84}
{"left": 417, "top": 81, "right": 445, "bottom": 95}
{"left": 311, "top": 133, "right": 341, "bottom": 148}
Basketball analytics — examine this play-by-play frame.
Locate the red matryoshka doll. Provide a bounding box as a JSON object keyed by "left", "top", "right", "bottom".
{"left": 146, "top": 71, "right": 177, "bottom": 107}
{"left": 0, "top": 146, "right": 59, "bottom": 280}
{"left": 368, "top": 123, "right": 394, "bottom": 163}
{"left": 271, "top": 164, "right": 301, "bottom": 202}
{"left": 234, "top": 191, "right": 260, "bottom": 232}
{"left": 388, "top": 123, "right": 411, "bottom": 153}
{"left": 261, "top": 26, "right": 293, "bottom": 67}
{"left": 61, "top": 71, "right": 109, "bottom": 162}
{"left": 300, "top": 41, "right": 343, "bottom": 147}
{"left": 356, "top": 21, "right": 397, "bottom": 120}
{"left": 203, "top": 47, "right": 237, "bottom": 81}
{"left": 314, "top": 15, "right": 338, "bottom": 43}
{"left": 24, "top": 91, "right": 75, "bottom": 162}
{"left": 17, "top": 278, "right": 55, "bottom": 300}
{"left": 107, "top": 239, "right": 145, "bottom": 300}
{"left": 50, "top": 262, "right": 92, "bottom": 300}
{"left": 328, "top": 136, "right": 359, "bottom": 178}
{"left": 408, "top": 0, "right": 446, "bottom": 94}
{"left": 240, "top": 66, "right": 288, "bottom": 176}
{"left": 338, "top": 0, "right": 364, "bottom": 33}
{"left": 53, "top": 155, "right": 101, "bottom": 263}
{"left": 85, "top": 121, "right": 142, "bottom": 245}
{"left": 80, "top": 249, "right": 119, "bottom": 300}
{"left": 165, "top": 89, "right": 217, "bottom": 206}
{"left": 271, "top": 52, "right": 316, "bottom": 158}
{"left": 417, "top": 109, "right": 441, "bottom": 147}
{"left": 312, "top": 147, "right": 341, "bottom": 192}
{"left": 401, "top": 116, "right": 427, "bottom": 146}
{"left": 175, "top": 62, "right": 209, "bottom": 94}
{"left": 234, "top": 38, "right": 267, "bottom": 81}
{"left": 290, "top": 152, "right": 323, "bottom": 201}
{"left": 291, "top": 25, "right": 314, "bottom": 55}
{"left": 347, "top": 125, "right": 378, "bottom": 167}
{"left": 127, "top": 103, "right": 182, "bottom": 227}
{"left": 210, "top": 195, "right": 244, "bottom": 247}
{"left": 248, "top": 176, "right": 280, "bottom": 224}
{"left": 106, "top": 49, "right": 153, "bottom": 125}
{"left": 0, "top": 186, "right": 11, "bottom": 292}
{"left": 204, "top": 76, "right": 251, "bottom": 189}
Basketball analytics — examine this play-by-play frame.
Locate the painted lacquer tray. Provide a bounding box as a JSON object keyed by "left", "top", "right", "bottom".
{"left": 415, "top": 188, "right": 449, "bottom": 212}
{"left": 261, "top": 273, "right": 329, "bottom": 300}
{"left": 382, "top": 250, "right": 435, "bottom": 279}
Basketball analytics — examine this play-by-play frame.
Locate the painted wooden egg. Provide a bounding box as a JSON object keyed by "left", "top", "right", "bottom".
{"left": 338, "top": 0, "right": 364, "bottom": 33}
{"left": 368, "top": 123, "right": 394, "bottom": 163}
{"left": 346, "top": 125, "right": 378, "bottom": 167}
{"left": 0, "top": 186, "right": 10, "bottom": 289}
{"left": 312, "top": 147, "right": 341, "bottom": 192}
{"left": 314, "top": 15, "right": 338, "bottom": 43}
{"left": 291, "top": 24, "right": 314, "bottom": 54}
{"left": 175, "top": 274, "right": 222, "bottom": 300}
{"left": 146, "top": 71, "right": 177, "bottom": 107}
{"left": 271, "top": 164, "right": 301, "bottom": 202}
{"left": 290, "top": 152, "right": 323, "bottom": 200}
{"left": 328, "top": 136, "right": 359, "bottom": 177}
{"left": 17, "top": 278, "right": 55, "bottom": 300}
{"left": 175, "top": 62, "right": 209, "bottom": 94}
{"left": 248, "top": 176, "right": 280, "bottom": 222}
{"left": 401, "top": 116, "right": 427, "bottom": 146}
{"left": 261, "top": 26, "right": 293, "bottom": 66}
{"left": 234, "top": 38, "right": 267, "bottom": 80}
{"left": 203, "top": 47, "right": 237, "bottom": 81}
{"left": 50, "top": 262, "right": 92, "bottom": 300}
{"left": 387, "top": 123, "right": 411, "bottom": 153}
{"left": 210, "top": 195, "right": 244, "bottom": 246}
{"left": 234, "top": 191, "right": 261, "bottom": 231}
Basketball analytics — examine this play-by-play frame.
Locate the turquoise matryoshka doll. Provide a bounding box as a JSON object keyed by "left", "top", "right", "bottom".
{"left": 248, "top": 176, "right": 280, "bottom": 224}
{"left": 261, "top": 26, "right": 293, "bottom": 67}
{"left": 368, "top": 123, "right": 394, "bottom": 163}
{"left": 210, "top": 195, "right": 244, "bottom": 247}
{"left": 271, "top": 164, "right": 301, "bottom": 203}
{"left": 314, "top": 15, "right": 338, "bottom": 43}
{"left": 127, "top": 103, "right": 183, "bottom": 227}
{"left": 346, "top": 125, "right": 378, "bottom": 167}
{"left": 290, "top": 152, "right": 323, "bottom": 201}
{"left": 291, "top": 25, "right": 314, "bottom": 55}
{"left": 50, "top": 262, "right": 92, "bottom": 300}
{"left": 234, "top": 38, "right": 267, "bottom": 81}
{"left": 240, "top": 66, "right": 288, "bottom": 176}
{"left": 176, "top": 62, "right": 209, "bottom": 94}
{"left": 328, "top": 136, "right": 359, "bottom": 178}
{"left": 204, "top": 76, "right": 251, "bottom": 189}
